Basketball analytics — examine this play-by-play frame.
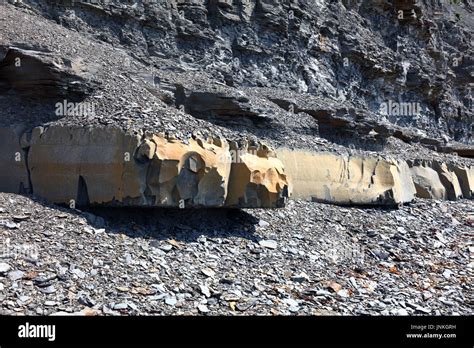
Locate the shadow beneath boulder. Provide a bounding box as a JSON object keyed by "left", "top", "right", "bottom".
{"left": 23, "top": 194, "right": 260, "bottom": 242}
{"left": 84, "top": 206, "right": 260, "bottom": 243}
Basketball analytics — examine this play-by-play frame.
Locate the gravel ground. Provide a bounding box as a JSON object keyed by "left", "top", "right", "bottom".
{"left": 0, "top": 193, "right": 472, "bottom": 316}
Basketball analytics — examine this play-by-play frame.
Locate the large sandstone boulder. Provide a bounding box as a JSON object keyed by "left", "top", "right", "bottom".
{"left": 138, "top": 135, "right": 232, "bottom": 207}
{"left": 275, "top": 148, "right": 416, "bottom": 205}
{"left": 27, "top": 126, "right": 145, "bottom": 205}
{"left": 3, "top": 122, "right": 471, "bottom": 208}
{"left": 20, "top": 126, "right": 288, "bottom": 208}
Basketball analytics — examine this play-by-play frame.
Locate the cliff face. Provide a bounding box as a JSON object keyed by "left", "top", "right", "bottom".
{"left": 13, "top": 0, "right": 473, "bottom": 144}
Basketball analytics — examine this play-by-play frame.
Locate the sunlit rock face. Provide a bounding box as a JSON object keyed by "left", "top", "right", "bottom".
{"left": 409, "top": 163, "right": 447, "bottom": 200}
{"left": 277, "top": 148, "right": 474, "bottom": 205}
{"left": 408, "top": 160, "right": 468, "bottom": 201}
{"left": 3, "top": 125, "right": 289, "bottom": 208}
{"left": 2, "top": 124, "right": 472, "bottom": 208}
{"left": 138, "top": 135, "right": 232, "bottom": 207}
{"left": 450, "top": 165, "right": 474, "bottom": 199}
{"left": 275, "top": 149, "right": 416, "bottom": 206}
{"left": 226, "top": 144, "right": 289, "bottom": 208}
{"left": 0, "top": 1, "right": 472, "bottom": 210}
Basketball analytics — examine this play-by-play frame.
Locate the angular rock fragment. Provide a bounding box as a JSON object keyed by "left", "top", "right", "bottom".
{"left": 450, "top": 165, "right": 474, "bottom": 199}
{"left": 226, "top": 144, "right": 289, "bottom": 208}
{"left": 275, "top": 149, "right": 416, "bottom": 205}
{"left": 408, "top": 161, "right": 447, "bottom": 200}
{"left": 141, "top": 135, "right": 232, "bottom": 207}
{"left": 431, "top": 162, "right": 463, "bottom": 201}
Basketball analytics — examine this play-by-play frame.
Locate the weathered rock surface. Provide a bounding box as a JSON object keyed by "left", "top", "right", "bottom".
{"left": 408, "top": 160, "right": 469, "bottom": 200}
{"left": 226, "top": 144, "right": 288, "bottom": 208}
{"left": 0, "top": 2, "right": 472, "bottom": 209}
{"left": 20, "top": 126, "right": 289, "bottom": 208}
{"left": 277, "top": 148, "right": 473, "bottom": 204}
{"left": 451, "top": 164, "right": 474, "bottom": 199}
{"left": 409, "top": 162, "right": 447, "bottom": 200}
{"left": 0, "top": 127, "right": 30, "bottom": 194}
{"left": 3, "top": 123, "right": 472, "bottom": 208}
{"left": 0, "top": 46, "right": 96, "bottom": 98}
{"left": 431, "top": 161, "right": 463, "bottom": 201}
{"left": 276, "top": 149, "right": 416, "bottom": 206}
{"left": 27, "top": 126, "right": 145, "bottom": 205}
{"left": 140, "top": 135, "right": 232, "bottom": 207}
{"left": 1, "top": 1, "right": 473, "bottom": 153}
{"left": 0, "top": 0, "right": 473, "bottom": 325}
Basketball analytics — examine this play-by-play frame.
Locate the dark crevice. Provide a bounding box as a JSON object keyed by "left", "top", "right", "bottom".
{"left": 21, "top": 143, "right": 33, "bottom": 195}
{"left": 76, "top": 175, "right": 90, "bottom": 206}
